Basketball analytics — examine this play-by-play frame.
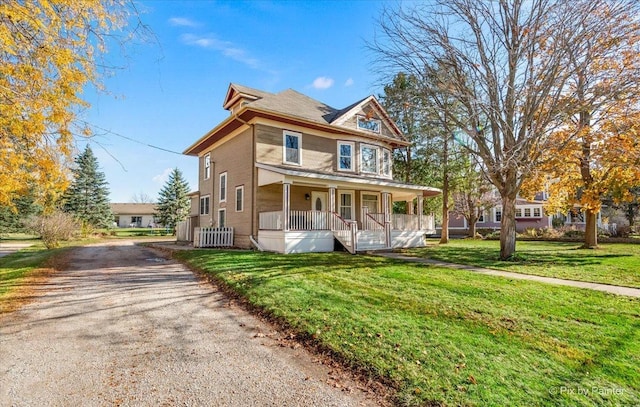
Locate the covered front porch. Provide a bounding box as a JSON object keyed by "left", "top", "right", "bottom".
{"left": 255, "top": 164, "right": 440, "bottom": 254}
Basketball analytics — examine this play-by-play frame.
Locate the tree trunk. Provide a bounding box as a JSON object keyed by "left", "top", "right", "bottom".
{"left": 440, "top": 178, "right": 449, "bottom": 244}
{"left": 439, "top": 129, "right": 449, "bottom": 244}
{"left": 500, "top": 194, "right": 517, "bottom": 260}
{"left": 583, "top": 209, "right": 598, "bottom": 248}
{"left": 468, "top": 215, "right": 477, "bottom": 238}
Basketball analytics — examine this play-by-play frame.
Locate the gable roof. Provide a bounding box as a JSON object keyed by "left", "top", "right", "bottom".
{"left": 184, "top": 83, "right": 410, "bottom": 156}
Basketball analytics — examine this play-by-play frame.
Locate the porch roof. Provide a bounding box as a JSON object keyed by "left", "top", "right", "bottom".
{"left": 256, "top": 163, "right": 441, "bottom": 201}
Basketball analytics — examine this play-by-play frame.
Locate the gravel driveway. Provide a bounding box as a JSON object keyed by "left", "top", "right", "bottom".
{"left": 0, "top": 240, "right": 376, "bottom": 406}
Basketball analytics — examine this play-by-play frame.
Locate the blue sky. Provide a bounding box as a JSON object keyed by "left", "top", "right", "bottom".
{"left": 79, "top": 0, "right": 391, "bottom": 202}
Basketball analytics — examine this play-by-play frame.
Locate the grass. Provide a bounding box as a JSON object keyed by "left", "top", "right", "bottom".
{"left": 175, "top": 250, "right": 639, "bottom": 406}
{"left": 402, "top": 240, "right": 640, "bottom": 288}
{"left": 0, "top": 242, "right": 70, "bottom": 312}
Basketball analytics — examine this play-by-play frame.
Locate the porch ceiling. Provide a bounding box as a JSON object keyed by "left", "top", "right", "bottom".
{"left": 257, "top": 163, "right": 441, "bottom": 201}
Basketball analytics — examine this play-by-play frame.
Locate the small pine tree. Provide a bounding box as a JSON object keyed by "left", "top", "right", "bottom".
{"left": 155, "top": 168, "right": 190, "bottom": 234}
{"left": 63, "top": 146, "right": 113, "bottom": 229}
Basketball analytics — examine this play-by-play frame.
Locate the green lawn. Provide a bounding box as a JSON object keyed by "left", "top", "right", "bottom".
{"left": 175, "top": 250, "right": 639, "bottom": 406}
{"left": 0, "top": 243, "right": 66, "bottom": 304}
{"left": 402, "top": 240, "right": 640, "bottom": 288}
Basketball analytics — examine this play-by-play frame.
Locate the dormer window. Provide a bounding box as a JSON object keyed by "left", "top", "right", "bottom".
{"left": 357, "top": 115, "right": 381, "bottom": 133}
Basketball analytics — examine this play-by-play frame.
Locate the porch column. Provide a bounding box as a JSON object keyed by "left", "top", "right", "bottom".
{"left": 407, "top": 199, "right": 414, "bottom": 215}
{"left": 283, "top": 182, "right": 291, "bottom": 231}
{"left": 382, "top": 192, "right": 391, "bottom": 247}
{"left": 328, "top": 187, "right": 336, "bottom": 213}
{"left": 417, "top": 194, "right": 424, "bottom": 230}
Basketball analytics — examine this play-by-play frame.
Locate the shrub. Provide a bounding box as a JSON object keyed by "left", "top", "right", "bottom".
{"left": 540, "top": 227, "right": 563, "bottom": 239}
{"left": 26, "top": 211, "right": 79, "bottom": 249}
{"left": 614, "top": 225, "right": 632, "bottom": 238}
{"left": 562, "top": 228, "right": 585, "bottom": 238}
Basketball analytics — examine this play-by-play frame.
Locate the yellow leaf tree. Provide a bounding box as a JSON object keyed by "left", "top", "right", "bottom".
{"left": 0, "top": 0, "right": 133, "bottom": 211}
{"left": 524, "top": 2, "right": 640, "bottom": 248}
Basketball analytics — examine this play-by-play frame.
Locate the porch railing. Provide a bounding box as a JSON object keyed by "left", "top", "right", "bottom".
{"left": 259, "top": 210, "right": 330, "bottom": 230}
{"left": 259, "top": 211, "right": 435, "bottom": 232}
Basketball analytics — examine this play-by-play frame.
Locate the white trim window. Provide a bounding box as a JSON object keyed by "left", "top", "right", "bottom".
{"left": 337, "top": 141, "right": 354, "bottom": 171}
{"left": 235, "top": 186, "right": 244, "bottom": 212}
{"left": 200, "top": 195, "right": 210, "bottom": 215}
{"left": 360, "top": 144, "right": 379, "bottom": 174}
{"left": 534, "top": 207, "right": 541, "bottom": 218}
{"left": 219, "top": 172, "right": 227, "bottom": 203}
{"left": 516, "top": 208, "right": 522, "bottom": 218}
{"left": 356, "top": 115, "right": 381, "bottom": 133}
{"left": 495, "top": 209, "right": 502, "bottom": 222}
{"left": 283, "top": 130, "right": 301, "bottom": 165}
{"left": 218, "top": 208, "right": 226, "bottom": 228}
{"left": 478, "top": 210, "right": 485, "bottom": 223}
{"left": 204, "top": 154, "right": 211, "bottom": 180}
{"left": 382, "top": 149, "right": 392, "bottom": 177}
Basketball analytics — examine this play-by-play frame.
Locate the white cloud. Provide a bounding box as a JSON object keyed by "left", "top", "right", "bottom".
{"left": 152, "top": 168, "right": 173, "bottom": 184}
{"left": 344, "top": 78, "right": 354, "bottom": 87}
{"left": 180, "top": 34, "right": 260, "bottom": 69}
{"left": 312, "top": 76, "right": 334, "bottom": 90}
{"left": 168, "top": 17, "right": 200, "bottom": 27}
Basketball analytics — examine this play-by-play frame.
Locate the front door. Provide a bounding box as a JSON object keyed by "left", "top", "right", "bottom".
{"left": 311, "top": 191, "right": 328, "bottom": 211}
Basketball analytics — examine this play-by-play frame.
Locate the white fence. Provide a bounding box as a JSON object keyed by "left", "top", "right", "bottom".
{"left": 193, "top": 227, "right": 234, "bottom": 248}
{"left": 259, "top": 210, "right": 330, "bottom": 230}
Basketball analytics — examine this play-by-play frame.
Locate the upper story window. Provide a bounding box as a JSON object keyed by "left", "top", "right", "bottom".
{"left": 204, "top": 154, "right": 211, "bottom": 180}
{"left": 382, "top": 149, "right": 392, "bottom": 177}
{"left": 478, "top": 211, "right": 485, "bottom": 223}
{"left": 360, "top": 144, "right": 379, "bottom": 174}
{"left": 357, "top": 115, "right": 381, "bottom": 133}
{"left": 283, "top": 130, "right": 301, "bottom": 165}
{"left": 219, "top": 172, "right": 227, "bottom": 203}
{"left": 337, "top": 141, "right": 354, "bottom": 171}
{"left": 495, "top": 209, "right": 502, "bottom": 222}
{"left": 534, "top": 207, "right": 541, "bottom": 217}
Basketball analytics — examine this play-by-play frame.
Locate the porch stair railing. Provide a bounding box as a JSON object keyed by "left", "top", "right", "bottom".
{"left": 330, "top": 212, "right": 357, "bottom": 254}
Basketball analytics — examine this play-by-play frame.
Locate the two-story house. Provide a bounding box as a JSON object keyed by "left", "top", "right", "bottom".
{"left": 183, "top": 83, "right": 440, "bottom": 253}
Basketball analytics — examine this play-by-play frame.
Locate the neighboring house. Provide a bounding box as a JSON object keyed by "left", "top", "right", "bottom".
{"left": 447, "top": 191, "right": 606, "bottom": 235}
{"left": 110, "top": 203, "right": 160, "bottom": 228}
{"left": 448, "top": 196, "right": 551, "bottom": 234}
{"left": 183, "top": 83, "right": 441, "bottom": 253}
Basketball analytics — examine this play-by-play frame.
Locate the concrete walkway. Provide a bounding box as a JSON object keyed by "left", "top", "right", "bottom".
{"left": 376, "top": 252, "right": 640, "bottom": 298}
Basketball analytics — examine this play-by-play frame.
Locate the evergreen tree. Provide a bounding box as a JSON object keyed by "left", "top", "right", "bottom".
{"left": 155, "top": 168, "right": 190, "bottom": 234}
{"left": 63, "top": 146, "right": 113, "bottom": 229}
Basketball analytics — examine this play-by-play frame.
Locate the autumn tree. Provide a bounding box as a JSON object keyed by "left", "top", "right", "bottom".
{"left": 62, "top": 146, "right": 113, "bottom": 230}
{"left": 155, "top": 168, "right": 190, "bottom": 235}
{"left": 523, "top": 1, "right": 640, "bottom": 248}
{"left": 371, "top": 0, "right": 607, "bottom": 259}
{"left": 0, "top": 0, "right": 137, "bottom": 211}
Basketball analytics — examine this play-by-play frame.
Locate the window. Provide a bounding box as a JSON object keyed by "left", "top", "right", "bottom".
{"left": 382, "top": 149, "right": 391, "bottom": 176}
{"left": 219, "top": 172, "right": 227, "bottom": 202}
{"left": 515, "top": 208, "right": 522, "bottom": 218}
{"left": 478, "top": 211, "right": 485, "bottom": 223}
{"left": 337, "top": 141, "right": 354, "bottom": 171}
{"left": 200, "top": 195, "right": 210, "bottom": 215}
{"left": 357, "top": 115, "right": 381, "bottom": 133}
{"left": 204, "top": 154, "right": 211, "bottom": 180}
{"left": 495, "top": 209, "right": 502, "bottom": 222}
{"left": 130, "top": 216, "right": 142, "bottom": 227}
{"left": 360, "top": 144, "right": 378, "bottom": 173}
{"left": 235, "top": 186, "right": 244, "bottom": 212}
{"left": 283, "top": 131, "right": 301, "bottom": 165}
{"left": 339, "top": 192, "right": 354, "bottom": 220}
{"left": 524, "top": 208, "right": 531, "bottom": 217}
{"left": 534, "top": 207, "right": 541, "bottom": 217}
{"left": 218, "top": 208, "right": 226, "bottom": 228}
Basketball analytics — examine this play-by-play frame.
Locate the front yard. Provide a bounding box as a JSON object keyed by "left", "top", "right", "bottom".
{"left": 404, "top": 240, "right": 640, "bottom": 288}
{"left": 175, "top": 250, "right": 639, "bottom": 406}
